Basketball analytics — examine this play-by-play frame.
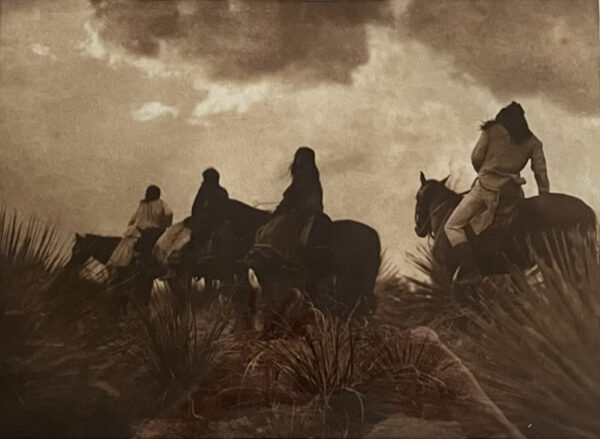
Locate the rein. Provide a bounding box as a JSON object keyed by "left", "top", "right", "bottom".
{"left": 416, "top": 197, "right": 458, "bottom": 239}
{"left": 425, "top": 199, "right": 450, "bottom": 238}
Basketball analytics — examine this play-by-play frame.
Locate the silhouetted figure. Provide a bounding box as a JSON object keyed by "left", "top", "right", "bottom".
{"left": 444, "top": 101, "right": 550, "bottom": 283}
{"left": 108, "top": 185, "right": 173, "bottom": 268}
{"left": 255, "top": 147, "right": 331, "bottom": 262}
{"left": 274, "top": 147, "right": 323, "bottom": 217}
{"left": 191, "top": 168, "right": 229, "bottom": 219}
{"left": 189, "top": 168, "right": 230, "bottom": 257}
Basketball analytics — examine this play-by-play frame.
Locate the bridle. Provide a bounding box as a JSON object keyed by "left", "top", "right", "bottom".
{"left": 416, "top": 182, "right": 468, "bottom": 239}
{"left": 415, "top": 198, "right": 454, "bottom": 239}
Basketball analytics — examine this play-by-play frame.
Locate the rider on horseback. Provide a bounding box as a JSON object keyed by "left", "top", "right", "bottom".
{"left": 189, "top": 168, "right": 231, "bottom": 259}
{"left": 108, "top": 185, "right": 173, "bottom": 269}
{"left": 444, "top": 102, "right": 550, "bottom": 283}
{"left": 254, "top": 147, "right": 332, "bottom": 269}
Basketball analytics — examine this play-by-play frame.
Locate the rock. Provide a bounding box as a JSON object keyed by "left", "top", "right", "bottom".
{"left": 369, "top": 326, "right": 527, "bottom": 439}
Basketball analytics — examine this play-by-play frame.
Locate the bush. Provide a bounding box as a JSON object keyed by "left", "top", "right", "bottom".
{"left": 127, "top": 285, "right": 233, "bottom": 402}
{"left": 457, "top": 231, "right": 600, "bottom": 439}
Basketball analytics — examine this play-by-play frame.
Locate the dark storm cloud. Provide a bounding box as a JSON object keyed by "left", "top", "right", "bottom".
{"left": 402, "top": 0, "right": 600, "bottom": 115}
{"left": 89, "top": 0, "right": 393, "bottom": 84}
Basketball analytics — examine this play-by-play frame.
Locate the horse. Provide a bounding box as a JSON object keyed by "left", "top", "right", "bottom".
{"left": 414, "top": 171, "right": 597, "bottom": 282}
{"left": 65, "top": 233, "right": 121, "bottom": 272}
{"left": 243, "top": 217, "right": 381, "bottom": 334}
{"left": 64, "top": 232, "right": 159, "bottom": 311}
{"left": 168, "top": 199, "right": 272, "bottom": 304}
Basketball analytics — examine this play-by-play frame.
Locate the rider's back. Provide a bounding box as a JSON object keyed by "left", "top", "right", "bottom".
{"left": 476, "top": 123, "right": 544, "bottom": 192}
{"left": 131, "top": 199, "right": 173, "bottom": 230}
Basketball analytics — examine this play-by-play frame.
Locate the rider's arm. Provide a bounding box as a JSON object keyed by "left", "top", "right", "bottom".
{"left": 531, "top": 140, "right": 550, "bottom": 194}
{"left": 471, "top": 130, "right": 489, "bottom": 172}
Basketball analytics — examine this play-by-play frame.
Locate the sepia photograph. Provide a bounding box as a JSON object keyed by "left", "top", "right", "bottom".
{"left": 1, "top": 0, "right": 599, "bottom": 437}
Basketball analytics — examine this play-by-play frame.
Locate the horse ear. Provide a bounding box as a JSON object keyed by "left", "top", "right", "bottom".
{"left": 75, "top": 233, "right": 83, "bottom": 241}
{"left": 420, "top": 171, "right": 427, "bottom": 185}
{"left": 441, "top": 175, "right": 450, "bottom": 186}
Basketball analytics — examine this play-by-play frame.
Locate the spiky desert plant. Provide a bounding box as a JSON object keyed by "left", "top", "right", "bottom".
{"left": 0, "top": 207, "right": 143, "bottom": 437}
{"left": 0, "top": 206, "right": 71, "bottom": 310}
{"left": 128, "top": 283, "right": 233, "bottom": 403}
{"left": 256, "top": 307, "right": 362, "bottom": 402}
{"left": 374, "top": 243, "right": 466, "bottom": 334}
{"left": 459, "top": 230, "right": 600, "bottom": 439}
{"left": 249, "top": 307, "right": 373, "bottom": 437}
{"left": 364, "top": 325, "right": 451, "bottom": 411}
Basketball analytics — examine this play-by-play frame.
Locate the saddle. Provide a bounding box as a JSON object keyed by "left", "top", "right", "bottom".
{"left": 487, "top": 183, "right": 524, "bottom": 232}
{"left": 247, "top": 211, "right": 336, "bottom": 278}
{"left": 191, "top": 221, "right": 235, "bottom": 264}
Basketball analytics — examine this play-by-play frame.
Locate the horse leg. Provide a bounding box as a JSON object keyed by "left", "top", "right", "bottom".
{"left": 431, "top": 234, "right": 456, "bottom": 286}
{"left": 251, "top": 270, "right": 267, "bottom": 333}
{"left": 203, "top": 276, "right": 217, "bottom": 305}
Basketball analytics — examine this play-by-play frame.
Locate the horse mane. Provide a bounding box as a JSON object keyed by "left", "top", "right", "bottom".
{"left": 430, "top": 180, "right": 462, "bottom": 208}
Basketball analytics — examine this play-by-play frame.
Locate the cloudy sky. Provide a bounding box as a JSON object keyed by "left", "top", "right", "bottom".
{"left": 1, "top": 0, "right": 599, "bottom": 270}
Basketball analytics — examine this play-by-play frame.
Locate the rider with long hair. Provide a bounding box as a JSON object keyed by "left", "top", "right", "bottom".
{"left": 255, "top": 146, "right": 329, "bottom": 262}
{"left": 444, "top": 101, "right": 550, "bottom": 283}
{"left": 275, "top": 147, "right": 323, "bottom": 217}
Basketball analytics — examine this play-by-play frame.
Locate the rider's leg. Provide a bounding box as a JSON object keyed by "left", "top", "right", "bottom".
{"left": 444, "top": 187, "right": 488, "bottom": 282}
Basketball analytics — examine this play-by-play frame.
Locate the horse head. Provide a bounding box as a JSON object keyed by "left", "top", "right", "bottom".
{"left": 68, "top": 233, "right": 122, "bottom": 267}
{"left": 415, "top": 171, "right": 451, "bottom": 237}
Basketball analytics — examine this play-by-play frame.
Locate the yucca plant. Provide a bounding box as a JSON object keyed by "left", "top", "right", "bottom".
{"left": 457, "top": 230, "right": 600, "bottom": 439}
{"left": 250, "top": 307, "right": 370, "bottom": 437}
{"left": 362, "top": 324, "right": 525, "bottom": 439}
{"left": 0, "top": 206, "right": 142, "bottom": 437}
{"left": 127, "top": 284, "right": 233, "bottom": 405}
{"left": 256, "top": 307, "right": 361, "bottom": 401}
{"left": 0, "top": 207, "right": 71, "bottom": 310}
{"left": 373, "top": 243, "right": 466, "bottom": 335}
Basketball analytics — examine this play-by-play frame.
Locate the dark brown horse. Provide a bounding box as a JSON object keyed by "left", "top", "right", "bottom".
{"left": 174, "top": 199, "right": 272, "bottom": 286}
{"left": 64, "top": 232, "right": 160, "bottom": 310}
{"left": 244, "top": 218, "right": 381, "bottom": 333}
{"left": 66, "top": 233, "right": 121, "bottom": 269}
{"left": 414, "top": 172, "right": 597, "bottom": 281}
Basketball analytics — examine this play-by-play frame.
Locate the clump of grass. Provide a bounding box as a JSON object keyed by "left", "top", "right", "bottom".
{"left": 364, "top": 325, "right": 453, "bottom": 417}
{"left": 249, "top": 307, "right": 369, "bottom": 436}
{"left": 363, "top": 324, "right": 526, "bottom": 439}
{"left": 0, "top": 207, "right": 70, "bottom": 311}
{"left": 458, "top": 231, "right": 600, "bottom": 439}
{"left": 256, "top": 307, "right": 360, "bottom": 400}
{"left": 374, "top": 244, "right": 466, "bottom": 335}
{"left": 0, "top": 206, "right": 140, "bottom": 437}
{"left": 127, "top": 284, "right": 233, "bottom": 405}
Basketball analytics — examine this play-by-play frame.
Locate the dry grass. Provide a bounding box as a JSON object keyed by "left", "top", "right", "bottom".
{"left": 5, "top": 204, "right": 598, "bottom": 439}
{"left": 127, "top": 285, "right": 234, "bottom": 401}
{"left": 0, "top": 207, "right": 231, "bottom": 436}
{"left": 255, "top": 308, "right": 360, "bottom": 399}
{"left": 454, "top": 231, "right": 600, "bottom": 439}
{"left": 374, "top": 244, "right": 466, "bottom": 337}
